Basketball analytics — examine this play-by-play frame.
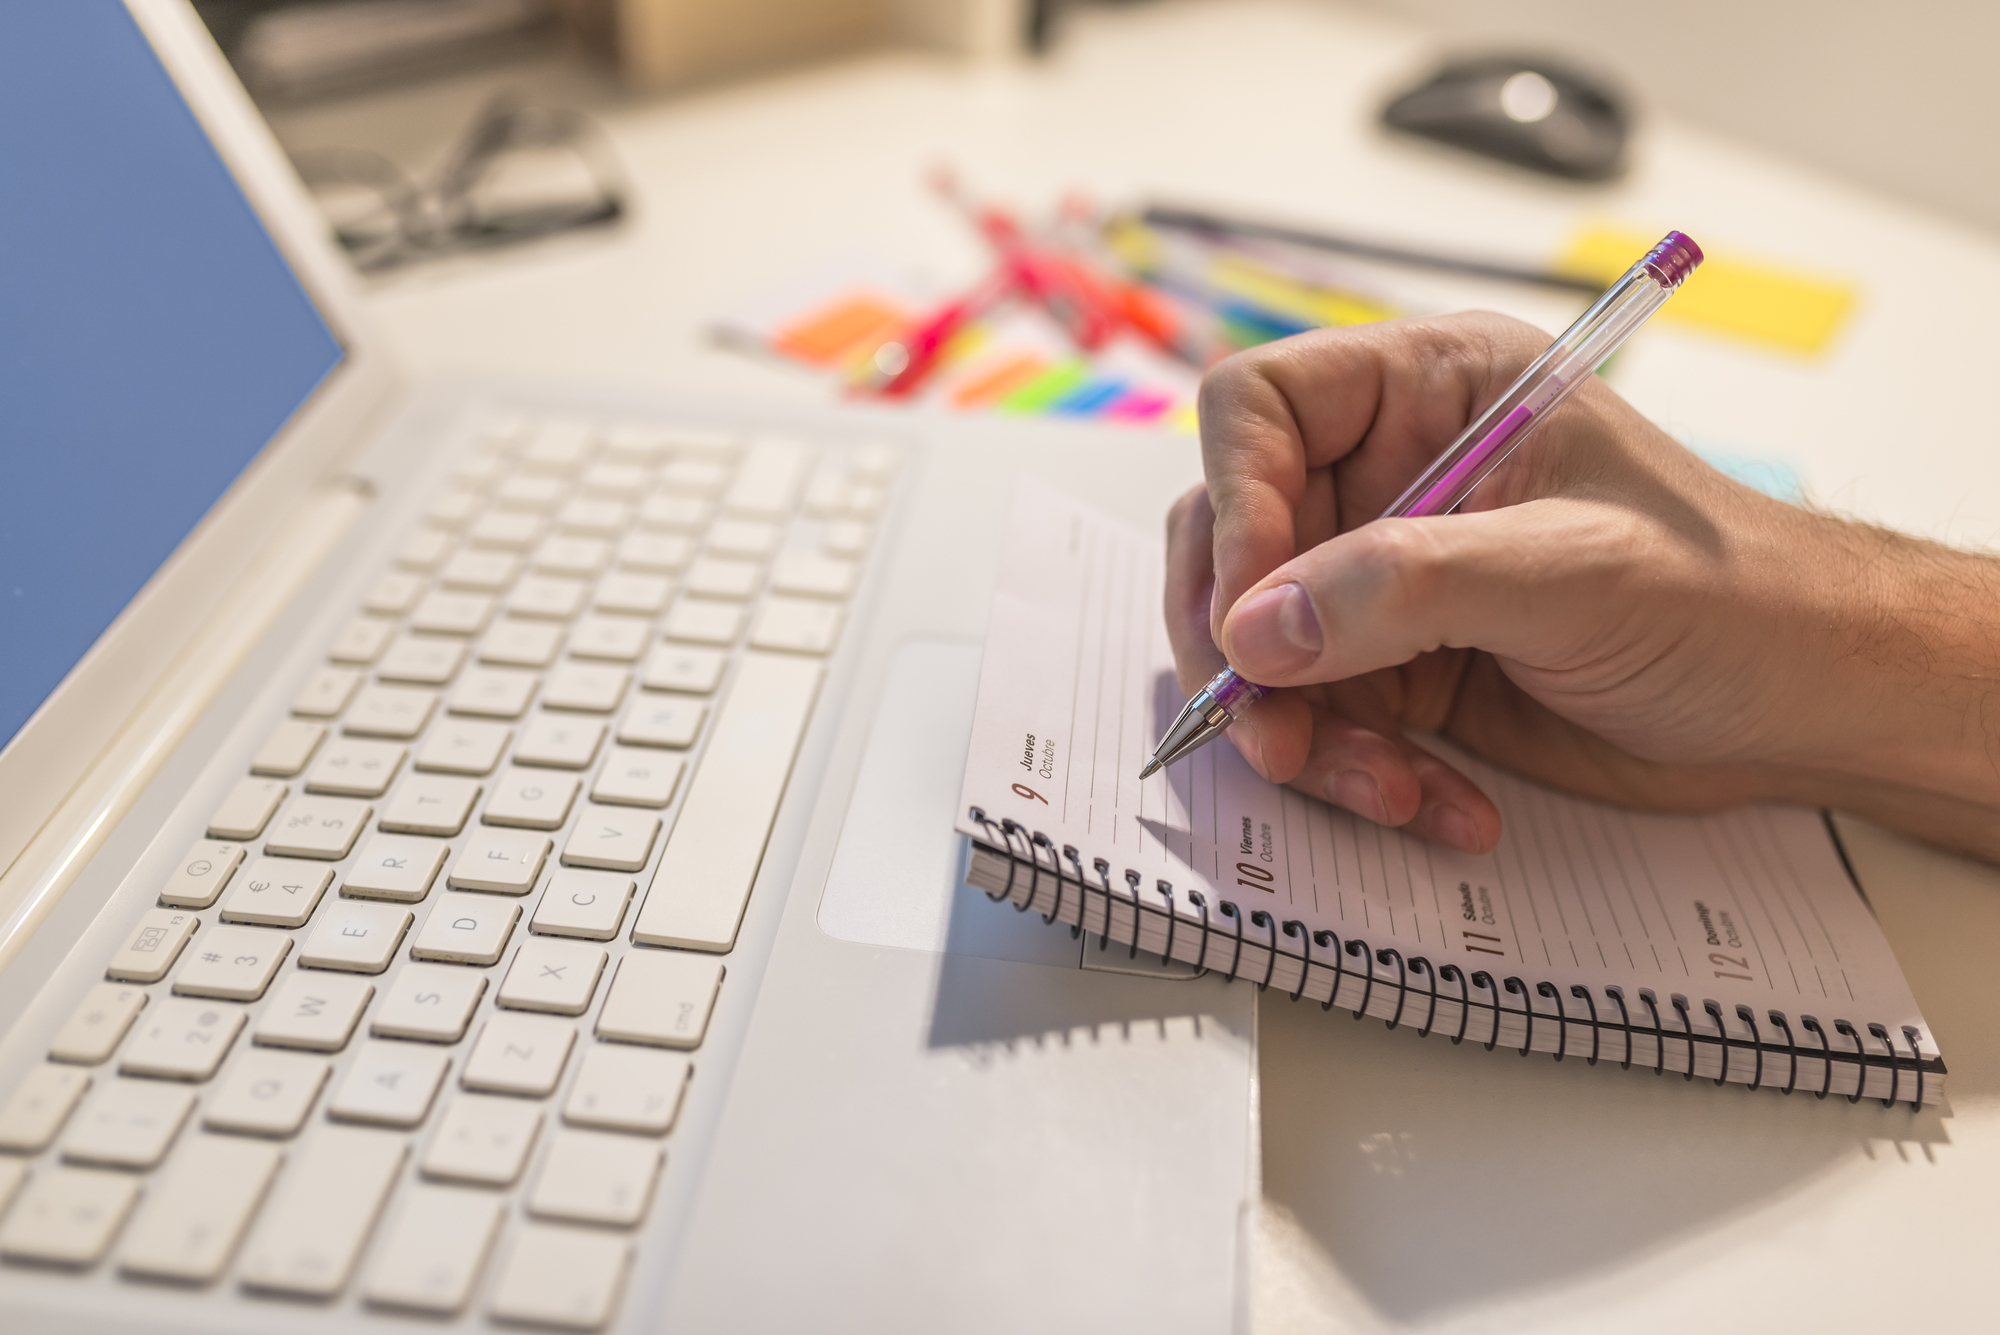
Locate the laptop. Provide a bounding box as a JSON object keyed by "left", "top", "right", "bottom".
{"left": 0, "top": 2, "right": 1255, "bottom": 1331}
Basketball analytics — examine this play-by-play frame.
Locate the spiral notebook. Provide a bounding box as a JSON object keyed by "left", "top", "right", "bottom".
{"left": 955, "top": 482, "right": 1943, "bottom": 1105}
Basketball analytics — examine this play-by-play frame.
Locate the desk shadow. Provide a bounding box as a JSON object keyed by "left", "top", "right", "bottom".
{"left": 1261, "top": 998, "right": 1951, "bottom": 1323}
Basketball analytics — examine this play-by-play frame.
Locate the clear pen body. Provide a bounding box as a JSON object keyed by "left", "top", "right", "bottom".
{"left": 1159, "top": 233, "right": 1702, "bottom": 755}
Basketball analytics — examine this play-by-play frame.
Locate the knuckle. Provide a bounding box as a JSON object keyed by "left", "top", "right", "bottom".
{"left": 1348, "top": 521, "right": 1450, "bottom": 620}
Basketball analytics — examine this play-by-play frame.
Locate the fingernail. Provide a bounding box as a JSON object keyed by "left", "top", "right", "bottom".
{"left": 1331, "top": 771, "right": 1387, "bottom": 824}
{"left": 1431, "top": 804, "right": 1480, "bottom": 853}
{"left": 1229, "top": 583, "right": 1322, "bottom": 676}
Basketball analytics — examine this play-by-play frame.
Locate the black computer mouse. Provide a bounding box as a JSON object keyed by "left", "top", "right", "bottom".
{"left": 1381, "top": 55, "right": 1630, "bottom": 181}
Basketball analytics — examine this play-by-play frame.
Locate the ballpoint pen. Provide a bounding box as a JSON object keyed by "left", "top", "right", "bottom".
{"left": 1139, "top": 229, "right": 1704, "bottom": 780}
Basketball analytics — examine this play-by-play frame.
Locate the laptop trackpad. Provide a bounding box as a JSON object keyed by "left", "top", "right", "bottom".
{"left": 817, "top": 640, "right": 1192, "bottom": 977}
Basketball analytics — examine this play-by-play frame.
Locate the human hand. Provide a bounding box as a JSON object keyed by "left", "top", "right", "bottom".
{"left": 1165, "top": 312, "right": 2000, "bottom": 859}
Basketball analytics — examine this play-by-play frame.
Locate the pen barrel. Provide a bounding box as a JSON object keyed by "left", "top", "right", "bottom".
{"left": 1381, "top": 232, "right": 1699, "bottom": 520}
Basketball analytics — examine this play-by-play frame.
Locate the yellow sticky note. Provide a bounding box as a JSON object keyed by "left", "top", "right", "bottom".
{"left": 1556, "top": 225, "right": 1857, "bottom": 356}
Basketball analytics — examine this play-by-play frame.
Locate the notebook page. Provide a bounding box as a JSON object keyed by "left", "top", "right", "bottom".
{"left": 955, "top": 482, "right": 1939, "bottom": 1081}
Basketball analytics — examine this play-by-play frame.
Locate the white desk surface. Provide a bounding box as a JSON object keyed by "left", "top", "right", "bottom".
{"left": 287, "top": 2, "right": 2000, "bottom": 1327}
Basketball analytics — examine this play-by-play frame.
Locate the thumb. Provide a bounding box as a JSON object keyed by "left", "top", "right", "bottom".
{"left": 1218, "top": 500, "right": 1649, "bottom": 686}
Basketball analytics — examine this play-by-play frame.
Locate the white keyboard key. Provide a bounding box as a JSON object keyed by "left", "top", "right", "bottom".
{"left": 427, "top": 489, "right": 481, "bottom": 528}
{"left": 530, "top": 870, "right": 635, "bottom": 939}
{"left": 602, "top": 422, "right": 677, "bottom": 464}
{"left": 541, "top": 662, "right": 629, "bottom": 713}
{"left": 508, "top": 574, "right": 588, "bottom": 621}
{"left": 363, "top": 1184, "right": 504, "bottom": 1315}
{"left": 523, "top": 419, "right": 595, "bottom": 473}
{"left": 342, "top": 834, "right": 448, "bottom": 901}
{"left": 409, "top": 590, "right": 496, "bottom": 636}
{"left": 330, "top": 1041, "right": 451, "bottom": 1127}
{"left": 49, "top": 984, "right": 148, "bottom": 1065}
{"left": 467, "top": 509, "right": 546, "bottom": 550}
{"left": 560, "top": 805, "right": 660, "bottom": 873}
{"left": 496, "top": 473, "right": 569, "bottom": 511}
{"left": 749, "top": 595, "right": 844, "bottom": 655}
{"left": 456, "top": 453, "right": 508, "bottom": 490}
{"left": 770, "top": 550, "right": 857, "bottom": 599}
{"left": 590, "top": 747, "right": 684, "bottom": 809}
{"left": 439, "top": 548, "right": 521, "bottom": 591}
{"left": 634, "top": 495, "right": 709, "bottom": 535}
{"left": 218, "top": 856, "right": 334, "bottom": 927}
{"left": 292, "top": 666, "right": 362, "bottom": 719}
{"left": 252, "top": 719, "right": 327, "bottom": 776}
{"left": 480, "top": 618, "right": 565, "bottom": 668}
{"left": 529, "top": 1129, "right": 661, "bottom": 1226}
{"left": 255, "top": 973, "right": 375, "bottom": 1052}
{"left": 488, "top": 1223, "right": 631, "bottom": 1330}
{"left": 514, "top": 714, "right": 608, "bottom": 769}
{"left": 533, "top": 534, "right": 611, "bottom": 576}
{"left": 205, "top": 1048, "right": 331, "bottom": 1134}
{"left": 662, "top": 598, "right": 743, "bottom": 647}
{"left": 264, "top": 794, "right": 371, "bottom": 859}
{"left": 823, "top": 519, "right": 872, "bottom": 558}
{"left": 852, "top": 440, "right": 897, "bottom": 479}
{"left": 372, "top": 965, "right": 487, "bottom": 1041}
{"left": 462, "top": 1013, "right": 575, "bottom": 1096}
{"left": 593, "top": 571, "right": 671, "bottom": 615}
{"left": 329, "top": 616, "right": 396, "bottom": 665}
{"left": 639, "top": 643, "right": 725, "bottom": 694}
{"left": 119, "top": 997, "right": 246, "bottom": 1080}
{"left": 563, "top": 1045, "right": 690, "bottom": 1135}
{"left": 449, "top": 665, "right": 539, "bottom": 719}
{"left": 556, "top": 498, "right": 630, "bottom": 536}
{"left": 482, "top": 770, "right": 580, "bottom": 831}
{"left": 63, "top": 1078, "right": 194, "bottom": 1168}
{"left": 304, "top": 737, "right": 406, "bottom": 798}
{"left": 118, "top": 1134, "right": 281, "bottom": 1282}
{"left": 450, "top": 828, "right": 553, "bottom": 892}
{"left": 497, "top": 938, "right": 607, "bottom": 1015}
{"left": 581, "top": 461, "right": 648, "bottom": 497}
{"left": 397, "top": 526, "right": 453, "bottom": 570}
{"left": 157, "top": 838, "right": 246, "bottom": 908}
{"left": 106, "top": 907, "right": 200, "bottom": 982}
{"left": 377, "top": 634, "right": 469, "bottom": 685}
{"left": 595, "top": 952, "right": 724, "bottom": 1049}
{"left": 0, "top": 1157, "right": 21, "bottom": 1216}
{"left": 412, "top": 894, "right": 521, "bottom": 965}
{"left": 238, "top": 1125, "right": 406, "bottom": 1297}
{"left": 568, "top": 613, "right": 651, "bottom": 662}
{"left": 415, "top": 718, "right": 512, "bottom": 774}
{"left": 0, "top": 1063, "right": 92, "bottom": 1151}
{"left": 632, "top": 653, "right": 822, "bottom": 950}
{"left": 422, "top": 1094, "right": 543, "bottom": 1185}
{"left": 617, "top": 696, "right": 705, "bottom": 749}
{"left": 724, "top": 437, "right": 807, "bottom": 516}
{"left": 171, "top": 924, "right": 292, "bottom": 1000}
{"left": 659, "top": 458, "right": 729, "bottom": 494}
{"left": 207, "top": 776, "right": 288, "bottom": 840}
{"left": 618, "top": 528, "right": 694, "bottom": 568}
{"left": 681, "top": 557, "right": 761, "bottom": 600}
{"left": 0, "top": 1166, "right": 139, "bottom": 1268}
{"left": 706, "top": 518, "right": 780, "bottom": 558}
{"left": 299, "top": 901, "right": 412, "bottom": 973}
{"left": 378, "top": 773, "right": 482, "bottom": 836}
{"left": 478, "top": 410, "right": 531, "bottom": 450}
{"left": 345, "top": 683, "right": 440, "bottom": 738}
{"left": 364, "top": 570, "right": 426, "bottom": 617}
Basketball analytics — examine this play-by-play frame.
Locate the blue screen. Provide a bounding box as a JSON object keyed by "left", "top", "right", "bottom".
{"left": 0, "top": 2, "right": 344, "bottom": 752}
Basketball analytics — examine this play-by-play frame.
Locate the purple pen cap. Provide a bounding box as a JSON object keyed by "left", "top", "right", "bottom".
{"left": 1643, "top": 231, "right": 1703, "bottom": 288}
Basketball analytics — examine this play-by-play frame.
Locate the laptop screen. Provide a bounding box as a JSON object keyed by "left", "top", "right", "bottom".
{"left": 0, "top": 1, "right": 344, "bottom": 754}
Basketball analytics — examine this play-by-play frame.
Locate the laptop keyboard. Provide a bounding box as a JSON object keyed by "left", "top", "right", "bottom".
{"left": 0, "top": 411, "right": 892, "bottom": 1327}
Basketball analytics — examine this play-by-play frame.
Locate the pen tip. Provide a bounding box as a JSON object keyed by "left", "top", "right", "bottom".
{"left": 1138, "top": 759, "right": 1162, "bottom": 780}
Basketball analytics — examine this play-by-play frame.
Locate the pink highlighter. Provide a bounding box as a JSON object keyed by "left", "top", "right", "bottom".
{"left": 1141, "top": 230, "right": 1704, "bottom": 780}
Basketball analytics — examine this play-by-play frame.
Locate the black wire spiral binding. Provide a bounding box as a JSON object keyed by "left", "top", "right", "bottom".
{"left": 1252, "top": 912, "right": 1278, "bottom": 991}
{"left": 964, "top": 820, "right": 1936, "bottom": 1108}
{"left": 1605, "top": 986, "right": 1631, "bottom": 1069}
{"left": 1379, "top": 949, "right": 1409, "bottom": 1030}
{"left": 1412, "top": 958, "right": 1441, "bottom": 1038}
